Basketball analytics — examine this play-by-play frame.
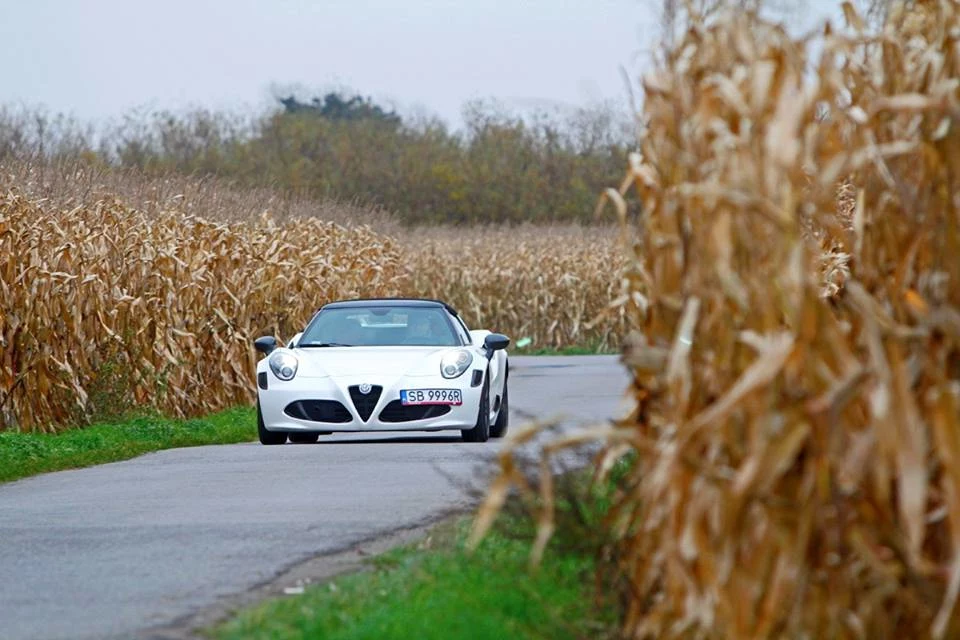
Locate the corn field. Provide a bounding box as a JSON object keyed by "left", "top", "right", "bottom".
{"left": 475, "top": 1, "right": 960, "bottom": 638}
{"left": 0, "top": 175, "right": 626, "bottom": 431}
{"left": 0, "top": 194, "right": 408, "bottom": 431}
{"left": 406, "top": 225, "right": 627, "bottom": 353}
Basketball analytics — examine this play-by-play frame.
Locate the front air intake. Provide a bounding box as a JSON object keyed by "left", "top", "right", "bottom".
{"left": 348, "top": 385, "right": 383, "bottom": 422}
{"left": 379, "top": 401, "right": 451, "bottom": 423}
{"left": 284, "top": 400, "right": 352, "bottom": 423}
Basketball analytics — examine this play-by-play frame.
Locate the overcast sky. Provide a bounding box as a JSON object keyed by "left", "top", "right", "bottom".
{"left": 1, "top": 0, "right": 842, "bottom": 129}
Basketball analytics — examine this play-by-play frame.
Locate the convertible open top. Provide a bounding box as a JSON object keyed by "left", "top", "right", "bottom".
{"left": 319, "top": 298, "right": 460, "bottom": 317}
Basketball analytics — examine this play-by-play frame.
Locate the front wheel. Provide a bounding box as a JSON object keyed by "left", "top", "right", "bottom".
{"left": 257, "top": 403, "right": 287, "bottom": 445}
{"left": 461, "top": 375, "right": 490, "bottom": 443}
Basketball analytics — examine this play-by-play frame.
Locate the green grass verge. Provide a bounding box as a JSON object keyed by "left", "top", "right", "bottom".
{"left": 0, "top": 406, "right": 255, "bottom": 484}
{"left": 212, "top": 458, "right": 632, "bottom": 640}
{"left": 212, "top": 515, "right": 617, "bottom": 640}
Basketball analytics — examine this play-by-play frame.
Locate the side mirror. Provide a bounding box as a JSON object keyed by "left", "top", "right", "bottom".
{"left": 254, "top": 336, "right": 278, "bottom": 356}
{"left": 483, "top": 333, "right": 510, "bottom": 359}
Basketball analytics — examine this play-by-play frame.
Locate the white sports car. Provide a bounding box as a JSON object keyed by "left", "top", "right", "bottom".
{"left": 253, "top": 298, "right": 510, "bottom": 444}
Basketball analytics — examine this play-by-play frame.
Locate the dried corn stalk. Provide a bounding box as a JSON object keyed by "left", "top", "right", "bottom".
{"left": 406, "top": 225, "right": 628, "bottom": 352}
{"left": 0, "top": 195, "right": 408, "bottom": 431}
{"left": 475, "top": 1, "right": 960, "bottom": 637}
{"left": 0, "top": 190, "right": 627, "bottom": 431}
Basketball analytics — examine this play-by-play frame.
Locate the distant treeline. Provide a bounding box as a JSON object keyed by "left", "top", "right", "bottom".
{"left": 0, "top": 93, "right": 636, "bottom": 225}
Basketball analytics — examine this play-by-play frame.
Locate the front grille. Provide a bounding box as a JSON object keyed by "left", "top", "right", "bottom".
{"left": 284, "top": 400, "right": 352, "bottom": 423}
{"left": 348, "top": 385, "right": 383, "bottom": 422}
{"left": 379, "top": 400, "right": 452, "bottom": 423}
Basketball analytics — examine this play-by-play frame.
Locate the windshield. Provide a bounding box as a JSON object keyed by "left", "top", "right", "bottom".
{"left": 299, "top": 306, "right": 461, "bottom": 347}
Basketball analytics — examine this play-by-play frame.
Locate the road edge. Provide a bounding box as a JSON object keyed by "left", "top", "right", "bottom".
{"left": 140, "top": 507, "right": 472, "bottom": 640}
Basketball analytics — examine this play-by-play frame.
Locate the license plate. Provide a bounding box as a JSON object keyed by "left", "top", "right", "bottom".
{"left": 400, "top": 389, "right": 463, "bottom": 405}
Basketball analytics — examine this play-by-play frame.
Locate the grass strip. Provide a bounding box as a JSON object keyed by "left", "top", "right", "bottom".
{"left": 212, "top": 516, "right": 617, "bottom": 640}
{"left": 0, "top": 406, "right": 254, "bottom": 484}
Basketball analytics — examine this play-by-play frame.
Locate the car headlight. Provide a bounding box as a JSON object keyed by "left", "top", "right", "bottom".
{"left": 440, "top": 350, "right": 473, "bottom": 379}
{"left": 269, "top": 350, "right": 298, "bottom": 381}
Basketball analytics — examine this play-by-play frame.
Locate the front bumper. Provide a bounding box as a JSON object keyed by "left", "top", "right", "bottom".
{"left": 258, "top": 371, "right": 483, "bottom": 432}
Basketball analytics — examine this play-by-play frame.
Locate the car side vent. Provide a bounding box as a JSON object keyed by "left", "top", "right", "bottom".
{"left": 257, "top": 372, "right": 268, "bottom": 390}
{"left": 348, "top": 385, "right": 383, "bottom": 422}
{"left": 471, "top": 370, "right": 483, "bottom": 387}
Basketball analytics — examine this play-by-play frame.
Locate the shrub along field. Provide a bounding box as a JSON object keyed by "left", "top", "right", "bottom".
{"left": 0, "top": 96, "right": 633, "bottom": 225}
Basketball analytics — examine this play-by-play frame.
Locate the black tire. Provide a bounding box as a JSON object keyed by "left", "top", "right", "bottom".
{"left": 288, "top": 432, "right": 320, "bottom": 444}
{"left": 490, "top": 380, "right": 509, "bottom": 438}
{"left": 257, "top": 403, "right": 287, "bottom": 445}
{"left": 462, "top": 375, "right": 490, "bottom": 443}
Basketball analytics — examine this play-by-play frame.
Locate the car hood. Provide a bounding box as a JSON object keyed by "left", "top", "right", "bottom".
{"left": 291, "top": 346, "right": 460, "bottom": 378}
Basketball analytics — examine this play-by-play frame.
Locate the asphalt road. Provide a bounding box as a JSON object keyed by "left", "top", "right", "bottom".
{"left": 0, "top": 355, "right": 629, "bottom": 640}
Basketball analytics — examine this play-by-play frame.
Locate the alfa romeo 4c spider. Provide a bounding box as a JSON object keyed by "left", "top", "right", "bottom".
{"left": 253, "top": 298, "right": 510, "bottom": 444}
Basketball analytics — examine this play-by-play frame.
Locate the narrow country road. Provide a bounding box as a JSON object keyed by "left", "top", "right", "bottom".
{"left": 0, "top": 355, "right": 629, "bottom": 640}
